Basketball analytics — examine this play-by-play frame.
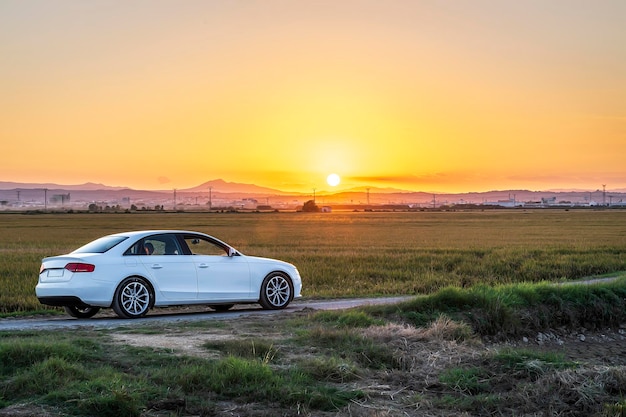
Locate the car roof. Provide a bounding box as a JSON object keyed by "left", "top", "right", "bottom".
{"left": 108, "top": 230, "right": 210, "bottom": 240}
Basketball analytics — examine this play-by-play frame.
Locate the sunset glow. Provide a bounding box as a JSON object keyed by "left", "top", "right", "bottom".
{"left": 1, "top": 1, "right": 624, "bottom": 193}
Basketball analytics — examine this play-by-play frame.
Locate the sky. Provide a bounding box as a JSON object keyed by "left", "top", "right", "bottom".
{"left": 1, "top": 0, "right": 625, "bottom": 193}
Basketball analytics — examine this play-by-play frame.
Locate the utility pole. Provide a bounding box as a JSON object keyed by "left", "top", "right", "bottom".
{"left": 366, "top": 188, "right": 370, "bottom": 206}
{"left": 173, "top": 189, "right": 177, "bottom": 210}
{"left": 313, "top": 188, "right": 316, "bottom": 203}
{"left": 602, "top": 184, "right": 606, "bottom": 206}
{"left": 208, "top": 186, "right": 212, "bottom": 211}
{"left": 44, "top": 188, "right": 47, "bottom": 211}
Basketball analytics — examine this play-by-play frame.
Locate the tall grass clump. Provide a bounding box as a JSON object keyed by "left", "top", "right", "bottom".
{"left": 311, "top": 310, "right": 385, "bottom": 328}
{"left": 153, "top": 356, "right": 363, "bottom": 411}
{"left": 202, "top": 338, "right": 279, "bottom": 361}
{"left": 492, "top": 348, "right": 577, "bottom": 378}
{"left": 296, "top": 326, "right": 397, "bottom": 370}
{"left": 0, "top": 338, "right": 100, "bottom": 375}
{"left": 0, "top": 338, "right": 149, "bottom": 417}
{"left": 371, "top": 279, "right": 626, "bottom": 337}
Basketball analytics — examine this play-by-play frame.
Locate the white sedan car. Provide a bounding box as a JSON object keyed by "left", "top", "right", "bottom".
{"left": 36, "top": 230, "right": 302, "bottom": 319}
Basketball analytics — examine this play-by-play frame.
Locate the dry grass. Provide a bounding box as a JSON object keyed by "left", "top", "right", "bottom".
{"left": 361, "top": 319, "right": 482, "bottom": 380}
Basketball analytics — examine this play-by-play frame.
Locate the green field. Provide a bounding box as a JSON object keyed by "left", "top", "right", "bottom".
{"left": 1, "top": 210, "right": 625, "bottom": 314}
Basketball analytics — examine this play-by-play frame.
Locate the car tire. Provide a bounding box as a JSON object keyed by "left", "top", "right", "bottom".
{"left": 210, "top": 304, "right": 234, "bottom": 312}
{"left": 112, "top": 277, "right": 153, "bottom": 319}
{"left": 259, "top": 272, "right": 293, "bottom": 310}
{"left": 64, "top": 305, "right": 100, "bottom": 319}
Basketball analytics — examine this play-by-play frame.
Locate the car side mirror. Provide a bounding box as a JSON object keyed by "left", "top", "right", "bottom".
{"left": 228, "top": 247, "right": 237, "bottom": 257}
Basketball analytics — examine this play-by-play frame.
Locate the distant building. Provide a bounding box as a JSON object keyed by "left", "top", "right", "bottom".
{"left": 482, "top": 198, "right": 520, "bottom": 208}
{"left": 50, "top": 193, "right": 70, "bottom": 204}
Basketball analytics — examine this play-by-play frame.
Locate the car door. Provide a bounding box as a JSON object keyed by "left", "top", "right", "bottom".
{"left": 138, "top": 234, "right": 197, "bottom": 300}
{"left": 182, "top": 235, "right": 252, "bottom": 301}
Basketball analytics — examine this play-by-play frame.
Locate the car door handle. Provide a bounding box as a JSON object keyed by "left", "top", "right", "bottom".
{"left": 151, "top": 264, "right": 163, "bottom": 269}
{"left": 198, "top": 263, "right": 209, "bottom": 269}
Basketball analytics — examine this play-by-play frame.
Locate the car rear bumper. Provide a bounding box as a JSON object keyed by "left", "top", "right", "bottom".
{"left": 37, "top": 296, "right": 88, "bottom": 308}
{"left": 36, "top": 279, "right": 115, "bottom": 308}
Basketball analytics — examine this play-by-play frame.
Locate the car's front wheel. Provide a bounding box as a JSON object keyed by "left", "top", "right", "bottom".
{"left": 112, "top": 277, "right": 152, "bottom": 318}
{"left": 64, "top": 305, "right": 100, "bottom": 319}
{"left": 259, "top": 272, "right": 293, "bottom": 310}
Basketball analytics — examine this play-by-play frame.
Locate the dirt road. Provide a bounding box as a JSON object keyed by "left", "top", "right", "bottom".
{"left": 0, "top": 296, "right": 412, "bottom": 331}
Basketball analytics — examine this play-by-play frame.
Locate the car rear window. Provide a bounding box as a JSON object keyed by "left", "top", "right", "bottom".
{"left": 72, "top": 236, "right": 128, "bottom": 254}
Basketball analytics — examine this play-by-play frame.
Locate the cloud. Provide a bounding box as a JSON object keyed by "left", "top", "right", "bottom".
{"left": 157, "top": 176, "right": 171, "bottom": 184}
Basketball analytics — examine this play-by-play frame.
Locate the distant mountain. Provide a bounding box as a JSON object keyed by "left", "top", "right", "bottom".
{"left": 0, "top": 181, "right": 128, "bottom": 191}
{"left": 546, "top": 187, "right": 626, "bottom": 193}
{"left": 180, "top": 179, "right": 291, "bottom": 195}
{"left": 1, "top": 180, "right": 624, "bottom": 204}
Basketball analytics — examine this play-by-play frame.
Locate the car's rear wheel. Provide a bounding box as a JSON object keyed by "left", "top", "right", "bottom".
{"left": 112, "top": 277, "right": 152, "bottom": 318}
{"left": 259, "top": 272, "right": 293, "bottom": 310}
{"left": 64, "top": 305, "right": 100, "bottom": 319}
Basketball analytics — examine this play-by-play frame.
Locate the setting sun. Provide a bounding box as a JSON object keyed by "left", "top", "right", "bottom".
{"left": 327, "top": 173, "right": 341, "bottom": 187}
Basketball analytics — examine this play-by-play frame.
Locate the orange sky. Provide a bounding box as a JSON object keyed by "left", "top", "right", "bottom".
{"left": 1, "top": 1, "right": 624, "bottom": 193}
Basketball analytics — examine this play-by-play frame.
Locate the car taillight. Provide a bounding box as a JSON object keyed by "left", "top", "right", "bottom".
{"left": 65, "top": 263, "right": 95, "bottom": 273}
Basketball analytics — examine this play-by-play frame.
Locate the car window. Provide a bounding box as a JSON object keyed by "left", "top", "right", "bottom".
{"left": 183, "top": 235, "right": 228, "bottom": 256}
{"left": 125, "top": 234, "right": 182, "bottom": 256}
{"left": 73, "top": 236, "right": 128, "bottom": 254}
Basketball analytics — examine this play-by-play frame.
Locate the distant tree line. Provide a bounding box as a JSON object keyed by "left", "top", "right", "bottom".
{"left": 301, "top": 200, "right": 320, "bottom": 212}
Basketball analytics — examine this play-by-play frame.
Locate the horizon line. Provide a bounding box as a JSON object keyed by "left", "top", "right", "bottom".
{"left": 0, "top": 179, "right": 623, "bottom": 195}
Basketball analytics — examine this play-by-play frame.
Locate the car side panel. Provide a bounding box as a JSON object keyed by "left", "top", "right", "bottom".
{"left": 195, "top": 255, "right": 253, "bottom": 301}
{"left": 139, "top": 254, "right": 197, "bottom": 300}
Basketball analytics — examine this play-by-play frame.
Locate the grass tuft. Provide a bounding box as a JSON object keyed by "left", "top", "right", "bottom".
{"left": 439, "top": 367, "right": 491, "bottom": 395}
{"left": 311, "top": 310, "right": 385, "bottom": 328}
{"left": 296, "top": 356, "right": 360, "bottom": 382}
{"left": 202, "top": 339, "right": 279, "bottom": 362}
{"left": 297, "top": 326, "right": 397, "bottom": 370}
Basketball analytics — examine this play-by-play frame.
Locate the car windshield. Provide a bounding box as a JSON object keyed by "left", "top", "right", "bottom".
{"left": 72, "top": 236, "right": 128, "bottom": 254}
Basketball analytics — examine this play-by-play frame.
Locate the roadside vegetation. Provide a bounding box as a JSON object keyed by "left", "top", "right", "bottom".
{"left": 1, "top": 210, "right": 625, "bottom": 314}
{"left": 3, "top": 279, "right": 626, "bottom": 416}
{"left": 369, "top": 277, "right": 626, "bottom": 338}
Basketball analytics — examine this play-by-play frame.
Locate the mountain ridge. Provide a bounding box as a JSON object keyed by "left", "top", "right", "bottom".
{"left": 180, "top": 179, "right": 293, "bottom": 195}
{"left": 0, "top": 181, "right": 129, "bottom": 191}
{"left": 1, "top": 179, "right": 625, "bottom": 195}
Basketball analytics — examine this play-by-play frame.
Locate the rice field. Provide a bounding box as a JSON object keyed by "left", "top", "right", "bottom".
{"left": 1, "top": 209, "right": 625, "bottom": 314}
